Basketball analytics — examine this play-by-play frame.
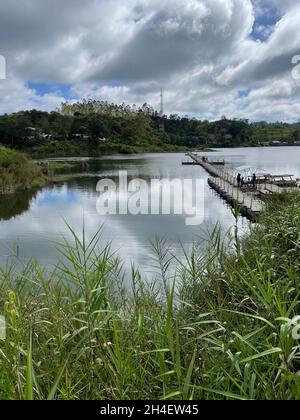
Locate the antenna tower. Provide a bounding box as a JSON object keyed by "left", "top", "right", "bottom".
{"left": 159, "top": 89, "right": 165, "bottom": 132}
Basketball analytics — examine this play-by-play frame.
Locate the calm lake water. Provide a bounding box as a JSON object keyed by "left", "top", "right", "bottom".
{"left": 1, "top": 147, "right": 300, "bottom": 276}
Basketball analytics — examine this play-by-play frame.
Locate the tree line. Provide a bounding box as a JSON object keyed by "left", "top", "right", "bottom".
{"left": 0, "top": 99, "right": 300, "bottom": 151}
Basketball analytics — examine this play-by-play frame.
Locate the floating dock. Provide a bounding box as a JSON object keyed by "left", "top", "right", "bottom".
{"left": 186, "top": 153, "right": 226, "bottom": 177}
{"left": 185, "top": 153, "right": 264, "bottom": 221}
{"left": 208, "top": 178, "right": 263, "bottom": 221}
{"left": 182, "top": 161, "right": 201, "bottom": 166}
{"left": 185, "top": 153, "right": 299, "bottom": 221}
{"left": 182, "top": 158, "right": 225, "bottom": 166}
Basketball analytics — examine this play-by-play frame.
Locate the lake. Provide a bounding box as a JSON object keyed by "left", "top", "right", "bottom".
{"left": 1, "top": 147, "right": 300, "bottom": 276}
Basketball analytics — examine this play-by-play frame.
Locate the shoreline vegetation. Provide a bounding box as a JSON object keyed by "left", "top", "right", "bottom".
{"left": 0, "top": 144, "right": 209, "bottom": 195}
{"left": 28, "top": 141, "right": 206, "bottom": 159}
{"left": 0, "top": 192, "right": 299, "bottom": 400}
{"left": 0, "top": 100, "right": 300, "bottom": 159}
{"left": 0, "top": 146, "right": 45, "bottom": 195}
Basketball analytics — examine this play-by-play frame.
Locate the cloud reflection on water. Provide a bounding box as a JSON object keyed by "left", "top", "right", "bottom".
{"left": 5, "top": 149, "right": 297, "bottom": 276}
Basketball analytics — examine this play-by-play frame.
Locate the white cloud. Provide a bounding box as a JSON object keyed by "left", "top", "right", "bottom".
{"left": 0, "top": 0, "right": 299, "bottom": 121}
{"left": 0, "top": 77, "right": 66, "bottom": 114}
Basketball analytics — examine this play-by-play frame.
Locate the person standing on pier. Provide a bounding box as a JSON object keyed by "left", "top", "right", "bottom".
{"left": 252, "top": 173, "right": 257, "bottom": 189}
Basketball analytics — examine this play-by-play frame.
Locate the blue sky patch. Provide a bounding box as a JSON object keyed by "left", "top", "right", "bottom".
{"left": 27, "top": 82, "right": 75, "bottom": 99}
{"left": 238, "top": 88, "right": 251, "bottom": 98}
{"left": 251, "top": 2, "right": 281, "bottom": 42}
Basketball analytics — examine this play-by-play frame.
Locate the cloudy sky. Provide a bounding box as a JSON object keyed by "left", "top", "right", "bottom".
{"left": 0, "top": 0, "right": 300, "bottom": 121}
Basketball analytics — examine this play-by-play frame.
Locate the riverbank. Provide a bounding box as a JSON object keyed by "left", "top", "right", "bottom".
{"left": 23, "top": 140, "right": 213, "bottom": 159}
{"left": 24, "top": 140, "right": 300, "bottom": 161}
{"left": 0, "top": 191, "right": 299, "bottom": 400}
{"left": 0, "top": 146, "right": 46, "bottom": 195}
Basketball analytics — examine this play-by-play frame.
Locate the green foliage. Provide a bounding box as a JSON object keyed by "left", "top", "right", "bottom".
{"left": 0, "top": 146, "right": 45, "bottom": 194}
{"left": 0, "top": 193, "right": 299, "bottom": 400}
{"left": 1, "top": 101, "right": 299, "bottom": 156}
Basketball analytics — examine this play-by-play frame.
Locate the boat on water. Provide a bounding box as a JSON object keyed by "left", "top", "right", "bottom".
{"left": 269, "top": 175, "right": 298, "bottom": 188}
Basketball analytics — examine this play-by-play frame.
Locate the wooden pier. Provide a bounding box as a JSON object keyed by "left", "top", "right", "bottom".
{"left": 182, "top": 161, "right": 201, "bottom": 166}
{"left": 185, "top": 152, "right": 299, "bottom": 221}
{"left": 186, "top": 153, "right": 264, "bottom": 221}
{"left": 208, "top": 178, "right": 263, "bottom": 221}
{"left": 182, "top": 156, "right": 225, "bottom": 167}
{"left": 187, "top": 153, "right": 225, "bottom": 176}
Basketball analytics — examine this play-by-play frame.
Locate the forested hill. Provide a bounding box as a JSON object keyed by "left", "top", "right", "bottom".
{"left": 0, "top": 100, "right": 300, "bottom": 156}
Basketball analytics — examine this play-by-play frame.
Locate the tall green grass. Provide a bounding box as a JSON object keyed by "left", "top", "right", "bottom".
{"left": 0, "top": 193, "right": 299, "bottom": 400}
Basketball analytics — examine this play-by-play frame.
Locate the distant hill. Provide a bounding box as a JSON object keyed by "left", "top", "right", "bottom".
{"left": 0, "top": 100, "right": 299, "bottom": 156}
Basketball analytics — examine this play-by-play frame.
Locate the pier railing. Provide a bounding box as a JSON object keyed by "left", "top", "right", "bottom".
{"left": 188, "top": 153, "right": 263, "bottom": 220}
{"left": 187, "top": 153, "right": 296, "bottom": 218}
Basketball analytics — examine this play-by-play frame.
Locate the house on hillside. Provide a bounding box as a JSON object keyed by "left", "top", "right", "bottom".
{"left": 25, "top": 127, "right": 52, "bottom": 141}
{"left": 72, "top": 134, "right": 90, "bottom": 140}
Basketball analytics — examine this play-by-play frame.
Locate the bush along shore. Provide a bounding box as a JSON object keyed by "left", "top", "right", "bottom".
{"left": 0, "top": 193, "right": 299, "bottom": 400}
{"left": 0, "top": 146, "right": 45, "bottom": 195}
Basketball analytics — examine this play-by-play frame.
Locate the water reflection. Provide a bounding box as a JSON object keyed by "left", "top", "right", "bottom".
{"left": 0, "top": 189, "right": 38, "bottom": 221}
{"left": 2, "top": 148, "right": 299, "bottom": 274}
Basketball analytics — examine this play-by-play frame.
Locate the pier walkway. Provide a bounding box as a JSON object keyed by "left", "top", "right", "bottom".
{"left": 208, "top": 177, "right": 263, "bottom": 220}
{"left": 186, "top": 153, "right": 265, "bottom": 221}
{"left": 187, "top": 153, "right": 224, "bottom": 177}
{"left": 186, "top": 152, "right": 297, "bottom": 221}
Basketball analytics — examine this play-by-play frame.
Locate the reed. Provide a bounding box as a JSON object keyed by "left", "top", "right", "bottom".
{"left": 0, "top": 193, "right": 299, "bottom": 400}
